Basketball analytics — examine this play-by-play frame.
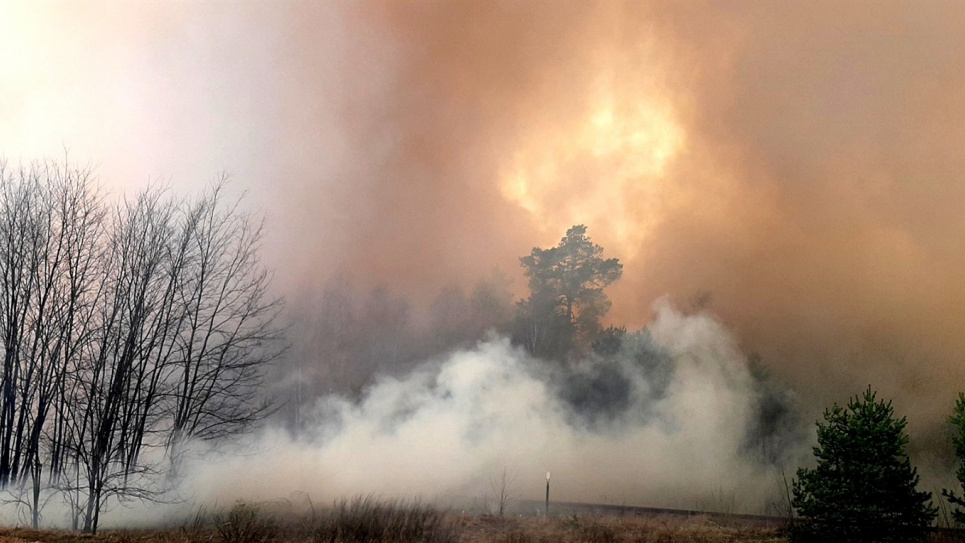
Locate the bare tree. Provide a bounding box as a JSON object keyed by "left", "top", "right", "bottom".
{"left": 489, "top": 467, "right": 519, "bottom": 518}
{"left": 165, "top": 180, "right": 283, "bottom": 456}
{"left": 0, "top": 162, "right": 107, "bottom": 527}
{"left": 0, "top": 162, "right": 283, "bottom": 533}
{"left": 65, "top": 186, "right": 183, "bottom": 532}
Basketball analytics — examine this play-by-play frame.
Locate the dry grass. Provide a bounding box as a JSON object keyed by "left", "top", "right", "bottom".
{"left": 313, "top": 496, "right": 457, "bottom": 543}
{"left": 0, "top": 504, "right": 961, "bottom": 543}
{"left": 213, "top": 503, "right": 278, "bottom": 543}
{"left": 0, "top": 513, "right": 787, "bottom": 543}
{"left": 457, "top": 514, "right": 787, "bottom": 543}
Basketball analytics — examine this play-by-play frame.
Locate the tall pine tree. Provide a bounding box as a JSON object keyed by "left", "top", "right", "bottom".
{"left": 514, "top": 225, "right": 622, "bottom": 360}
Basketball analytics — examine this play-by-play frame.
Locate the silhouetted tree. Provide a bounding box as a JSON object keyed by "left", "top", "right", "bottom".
{"left": 743, "top": 354, "right": 802, "bottom": 465}
{"left": 942, "top": 393, "right": 965, "bottom": 524}
{"left": 428, "top": 286, "right": 473, "bottom": 350}
{"left": 467, "top": 269, "right": 514, "bottom": 336}
{"left": 514, "top": 225, "right": 622, "bottom": 360}
{"left": 165, "top": 181, "right": 283, "bottom": 456}
{"left": 0, "top": 163, "right": 282, "bottom": 533}
{"left": 0, "top": 161, "right": 106, "bottom": 527}
{"left": 358, "top": 286, "right": 411, "bottom": 373}
{"left": 792, "top": 387, "right": 936, "bottom": 543}
{"left": 591, "top": 326, "right": 627, "bottom": 356}
{"left": 427, "top": 271, "right": 514, "bottom": 353}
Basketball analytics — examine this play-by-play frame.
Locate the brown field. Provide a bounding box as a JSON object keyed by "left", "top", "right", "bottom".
{"left": 0, "top": 502, "right": 960, "bottom": 543}
{"left": 0, "top": 515, "right": 788, "bottom": 543}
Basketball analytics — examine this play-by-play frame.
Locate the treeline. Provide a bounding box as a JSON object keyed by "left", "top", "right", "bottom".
{"left": 279, "top": 271, "right": 515, "bottom": 419}
{"left": 278, "top": 225, "right": 624, "bottom": 411}
{"left": 0, "top": 162, "right": 282, "bottom": 532}
{"left": 279, "top": 226, "right": 798, "bottom": 463}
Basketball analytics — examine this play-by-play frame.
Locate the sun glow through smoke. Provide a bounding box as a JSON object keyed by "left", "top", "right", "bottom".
{"left": 500, "top": 89, "right": 685, "bottom": 257}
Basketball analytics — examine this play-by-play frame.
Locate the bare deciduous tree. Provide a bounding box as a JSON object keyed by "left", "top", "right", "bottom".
{"left": 0, "top": 162, "right": 283, "bottom": 533}
{"left": 489, "top": 467, "right": 519, "bottom": 518}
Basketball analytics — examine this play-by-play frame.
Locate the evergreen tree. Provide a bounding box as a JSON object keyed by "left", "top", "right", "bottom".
{"left": 514, "top": 225, "right": 622, "bottom": 360}
{"left": 590, "top": 325, "right": 627, "bottom": 356}
{"left": 792, "top": 387, "right": 937, "bottom": 543}
{"left": 941, "top": 393, "right": 965, "bottom": 524}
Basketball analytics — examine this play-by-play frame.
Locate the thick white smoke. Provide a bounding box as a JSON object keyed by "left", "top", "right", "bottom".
{"left": 179, "top": 301, "right": 792, "bottom": 515}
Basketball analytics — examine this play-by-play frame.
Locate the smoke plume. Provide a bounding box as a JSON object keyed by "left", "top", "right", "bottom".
{"left": 186, "top": 302, "right": 790, "bottom": 513}
{"left": 261, "top": 2, "right": 965, "bottom": 433}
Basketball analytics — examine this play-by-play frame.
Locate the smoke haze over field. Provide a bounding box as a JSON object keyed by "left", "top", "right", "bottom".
{"left": 189, "top": 303, "right": 787, "bottom": 512}
{"left": 4, "top": 0, "right": 965, "bottom": 490}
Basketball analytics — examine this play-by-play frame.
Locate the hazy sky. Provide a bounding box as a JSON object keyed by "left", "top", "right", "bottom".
{"left": 4, "top": 1, "right": 965, "bottom": 433}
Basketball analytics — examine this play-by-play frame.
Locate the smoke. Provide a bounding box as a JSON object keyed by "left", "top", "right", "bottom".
{"left": 4, "top": 0, "right": 965, "bottom": 521}
{"left": 174, "top": 302, "right": 794, "bottom": 515}
{"left": 4, "top": 301, "right": 785, "bottom": 528}
{"left": 2, "top": 302, "right": 791, "bottom": 527}
{"left": 257, "top": 1, "right": 965, "bottom": 433}
{"left": 5, "top": 1, "right": 965, "bottom": 420}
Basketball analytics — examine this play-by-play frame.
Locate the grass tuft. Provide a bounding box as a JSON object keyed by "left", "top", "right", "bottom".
{"left": 313, "top": 495, "right": 456, "bottom": 543}
{"left": 213, "top": 502, "right": 278, "bottom": 543}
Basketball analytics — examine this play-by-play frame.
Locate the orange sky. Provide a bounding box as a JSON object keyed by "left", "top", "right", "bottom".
{"left": 4, "top": 1, "right": 965, "bottom": 435}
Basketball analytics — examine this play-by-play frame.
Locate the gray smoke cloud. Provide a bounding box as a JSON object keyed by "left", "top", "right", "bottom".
{"left": 180, "top": 302, "right": 793, "bottom": 515}
{"left": 0, "top": 302, "right": 799, "bottom": 528}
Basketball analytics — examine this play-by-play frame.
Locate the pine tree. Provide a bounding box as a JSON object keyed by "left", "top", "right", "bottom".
{"left": 514, "top": 225, "right": 622, "bottom": 360}
{"left": 941, "top": 393, "right": 965, "bottom": 524}
{"left": 792, "top": 387, "right": 937, "bottom": 543}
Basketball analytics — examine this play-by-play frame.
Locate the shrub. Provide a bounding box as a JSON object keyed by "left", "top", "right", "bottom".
{"left": 791, "top": 387, "right": 937, "bottom": 542}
